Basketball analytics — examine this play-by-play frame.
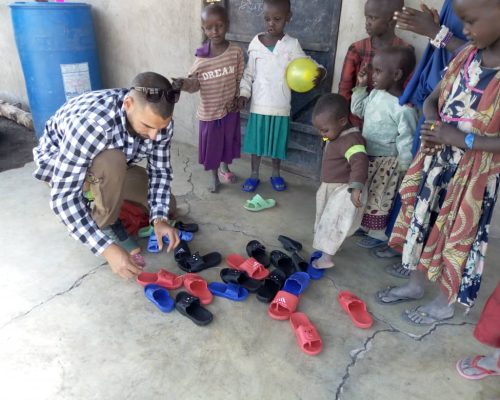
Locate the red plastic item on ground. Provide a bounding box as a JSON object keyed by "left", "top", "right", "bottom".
{"left": 136, "top": 269, "right": 183, "bottom": 289}
{"left": 268, "top": 290, "right": 299, "bottom": 320}
{"left": 338, "top": 291, "right": 373, "bottom": 329}
{"left": 119, "top": 200, "right": 149, "bottom": 236}
{"left": 289, "top": 312, "right": 323, "bottom": 356}
{"left": 226, "top": 254, "right": 269, "bottom": 280}
{"left": 183, "top": 273, "right": 213, "bottom": 305}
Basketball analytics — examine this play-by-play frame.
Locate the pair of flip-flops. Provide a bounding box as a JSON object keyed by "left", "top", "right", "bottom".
{"left": 147, "top": 230, "right": 194, "bottom": 253}
{"left": 174, "top": 241, "right": 222, "bottom": 273}
{"left": 244, "top": 194, "right": 276, "bottom": 212}
{"left": 266, "top": 273, "right": 321, "bottom": 356}
{"left": 276, "top": 235, "right": 311, "bottom": 275}
{"left": 142, "top": 272, "right": 213, "bottom": 308}
{"left": 241, "top": 177, "right": 288, "bottom": 192}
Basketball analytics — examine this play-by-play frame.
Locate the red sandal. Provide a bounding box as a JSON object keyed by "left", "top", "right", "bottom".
{"left": 226, "top": 254, "right": 269, "bottom": 280}
{"left": 183, "top": 273, "right": 213, "bottom": 305}
{"left": 136, "top": 269, "right": 183, "bottom": 289}
{"left": 338, "top": 291, "right": 373, "bottom": 329}
{"left": 290, "top": 312, "right": 323, "bottom": 356}
{"left": 268, "top": 290, "right": 299, "bottom": 320}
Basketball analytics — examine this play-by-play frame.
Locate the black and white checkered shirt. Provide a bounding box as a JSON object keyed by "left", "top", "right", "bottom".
{"left": 33, "top": 89, "right": 174, "bottom": 255}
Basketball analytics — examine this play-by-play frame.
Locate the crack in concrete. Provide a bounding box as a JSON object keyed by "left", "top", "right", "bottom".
{"left": 336, "top": 328, "right": 395, "bottom": 400}
{"left": 334, "top": 320, "right": 476, "bottom": 399}
{"left": 0, "top": 264, "right": 104, "bottom": 330}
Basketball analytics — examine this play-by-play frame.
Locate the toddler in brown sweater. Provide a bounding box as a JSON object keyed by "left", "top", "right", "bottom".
{"left": 311, "top": 94, "right": 369, "bottom": 270}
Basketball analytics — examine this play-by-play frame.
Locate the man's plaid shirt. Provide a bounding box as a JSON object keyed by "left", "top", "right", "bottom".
{"left": 33, "top": 89, "right": 174, "bottom": 255}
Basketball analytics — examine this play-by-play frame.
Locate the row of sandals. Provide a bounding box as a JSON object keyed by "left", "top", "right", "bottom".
{"left": 136, "top": 232, "right": 373, "bottom": 356}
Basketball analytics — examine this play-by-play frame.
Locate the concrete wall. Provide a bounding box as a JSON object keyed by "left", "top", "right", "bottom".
{"left": 1, "top": 0, "right": 444, "bottom": 143}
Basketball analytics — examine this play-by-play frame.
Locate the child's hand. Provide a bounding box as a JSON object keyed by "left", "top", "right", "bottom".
{"left": 393, "top": 5, "right": 440, "bottom": 38}
{"left": 172, "top": 78, "right": 184, "bottom": 91}
{"left": 350, "top": 189, "right": 363, "bottom": 208}
{"left": 421, "top": 120, "right": 463, "bottom": 147}
{"left": 237, "top": 96, "right": 248, "bottom": 111}
{"left": 313, "top": 67, "right": 327, "bottom": 87}
{"left": 357, "top": 68, "right": 368, "bottom": 87}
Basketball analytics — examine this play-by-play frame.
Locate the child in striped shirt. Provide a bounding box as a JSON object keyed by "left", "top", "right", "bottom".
{"left": 175, "top": 4, "right": 244, "bottom": 193}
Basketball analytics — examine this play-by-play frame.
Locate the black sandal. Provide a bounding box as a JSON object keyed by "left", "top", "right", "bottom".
{"left": 270, "top": 250, "right": 295, "bottom": 276}
{"left": 291, "top": 252, "right": 308, "bottom": 272}
{"left": 246, "top": 240, "right": 270, "bottom": 267}
{"left": 175, "top": 292, "right": 213, "bottom": 326}
{"left": 278, "top": 235, "right": 303, "bottom": 252}
{"left": 178, "top": 251, "right": 222, "bottom": 273}
{"left": 256, "top": 269, "right": 286, "bottom": 303}
{"left": 220, "top": 268, "right": 262, "bottom": 292}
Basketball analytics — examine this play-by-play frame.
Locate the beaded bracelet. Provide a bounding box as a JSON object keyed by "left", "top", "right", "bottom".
{"left": 430, "top": 25, "right": 454, "bottom": 49}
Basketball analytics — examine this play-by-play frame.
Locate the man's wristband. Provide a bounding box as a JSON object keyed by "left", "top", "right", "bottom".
{"left": 464, "top": 133, "right": 475, "bottom": 150}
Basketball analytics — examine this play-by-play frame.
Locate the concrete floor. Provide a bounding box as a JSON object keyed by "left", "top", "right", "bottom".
{"left": 0, "top": 119, "right": 499, "bottom": 399}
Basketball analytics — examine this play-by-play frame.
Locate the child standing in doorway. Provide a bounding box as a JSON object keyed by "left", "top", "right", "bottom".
{"left": 175, "top": 4, "right": 244, "bottom": 193}
{"left": 339, "top": 0, "right": 412, "bottom": 127}
{"left": 351, "top": 46, "right": 417, "bottom": 248}
{"left": 238, "top": 0, "right": 325, "bottom": 192}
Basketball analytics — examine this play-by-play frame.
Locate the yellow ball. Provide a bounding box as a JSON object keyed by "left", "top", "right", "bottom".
{"left": 286, "top": 57, "right": 318, "bottom": 93}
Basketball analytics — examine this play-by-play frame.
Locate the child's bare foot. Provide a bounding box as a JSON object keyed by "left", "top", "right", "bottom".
{"left": 313, "top": 253, "right": 335, "bottom": 269}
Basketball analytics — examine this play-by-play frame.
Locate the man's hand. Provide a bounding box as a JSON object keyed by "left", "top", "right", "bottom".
{"left": 357, "top": 68, "right": 369, "bottom": 87}
{"left": 102, "top": 243, "right": 143, "bottom": 279}
{"left": 350, "top": 189, "right": 363, "bottom": 208}
{"left": 237, "top": 96, "right": 248, "bottom": 111}
{"left": 394, "top": 4, "right": 440, "bottom": 38}
{"left": 154, "top": 221, "right": 180, "bottom": 253}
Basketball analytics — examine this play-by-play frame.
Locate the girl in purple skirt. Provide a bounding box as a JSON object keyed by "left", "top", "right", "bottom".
{"left": 174, "top": 4, "right": 244, "bottom": 193}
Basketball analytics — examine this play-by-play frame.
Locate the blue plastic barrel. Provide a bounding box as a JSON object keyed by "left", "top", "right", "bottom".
{"left": 10, "top": 2, "right": 102, "bottom": 137}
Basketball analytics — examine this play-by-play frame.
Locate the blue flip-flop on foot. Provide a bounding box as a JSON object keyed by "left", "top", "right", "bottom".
{"left": 242, "top": 178, "right": 260, "bottom": 192}
{"left": 307, "top": 251, "right": 325, "bottom": 280}
{"left": 283, "top": 272, "right": 310, "bottom": 296}
{"left": 270, "top": 176, "right": 287, "bottom": 191}
{"left": 144, "top": 284, "right": 175, "bottom": 312}
{"left": 208, "top": 282, "right": 249, "bottom": 301}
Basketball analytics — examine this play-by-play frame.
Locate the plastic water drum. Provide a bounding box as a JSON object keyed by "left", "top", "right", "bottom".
{"left": 10, "top": 2, "right": 102, "bottom": 137}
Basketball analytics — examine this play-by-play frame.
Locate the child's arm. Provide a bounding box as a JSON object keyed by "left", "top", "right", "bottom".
{"left": 176, "top": 76, "right": 200, "bottom": 93}
{"left": 343, "top": 137, "right": 369, "bottom": 208}
{"left": 396, "top": 106, "right": 418, "bottom": 170}
{"left": 239, "top": 49, "right": 255, "bottom": 103}
{"left": 350, "top": 69, "right": 371, "bottom": 119}
{"left": 338, "top": 44, "right": 361, "bottom": 102}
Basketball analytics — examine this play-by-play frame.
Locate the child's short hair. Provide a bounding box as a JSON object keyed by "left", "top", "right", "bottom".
{"left": 378, "top": 46, "right": 416, "bottom": 83}
{"left": 366, "top": 0, "right": 404, "bottom": 15}
{"left": 313, "top": 94, "right": 350, "bottom": 120}
{"left": 263, "top": 0, "right": 291, "bottom": 12}
{"left": 202, "top": 3, "right": 229, "bottom": 23}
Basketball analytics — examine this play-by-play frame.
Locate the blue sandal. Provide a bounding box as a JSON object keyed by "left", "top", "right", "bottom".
{"left": 270, "top": 176, "right": 287, "bottom": 191}
{"left": 242, "top": 177, "right": 260, "bottom": 192}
